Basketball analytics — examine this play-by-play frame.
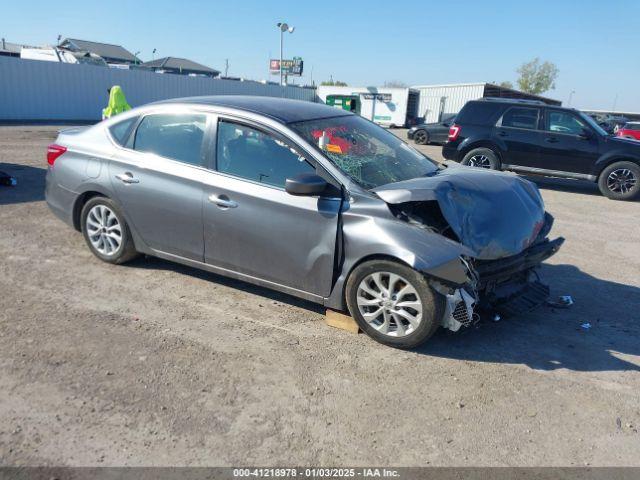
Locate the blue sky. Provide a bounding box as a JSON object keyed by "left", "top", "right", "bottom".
{"left": 3, "top": 0, "right": 639, "bottom": 111}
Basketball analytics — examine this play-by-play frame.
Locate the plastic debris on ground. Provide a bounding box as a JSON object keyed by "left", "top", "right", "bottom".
{"left": 0, "top": 171, "right": 17, "bottom": 187}
{"left": 547, "top": 295, "right": 574, "bottom": 308}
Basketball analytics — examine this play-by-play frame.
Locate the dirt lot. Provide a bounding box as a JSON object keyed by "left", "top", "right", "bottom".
{"left": 0, "top": 125, "right": 639, "bottom": 467}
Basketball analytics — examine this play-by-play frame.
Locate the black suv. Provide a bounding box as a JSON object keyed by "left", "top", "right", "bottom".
{"left": 442, "top": 98, "right": 640, "bottom": 200}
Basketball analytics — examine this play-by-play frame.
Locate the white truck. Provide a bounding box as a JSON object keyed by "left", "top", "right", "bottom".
{"left": 317, "top": 86, "right": 420, "bottom": 128}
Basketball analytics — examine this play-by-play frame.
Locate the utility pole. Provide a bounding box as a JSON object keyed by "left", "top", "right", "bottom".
{"left": 225, "top": 59, "right": 229, "bottom": 77}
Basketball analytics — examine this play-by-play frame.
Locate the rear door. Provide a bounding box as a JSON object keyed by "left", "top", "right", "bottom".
{"left": 202, "top": 117, "right": 342, "bottom": 297}
{"left": 538, "top": 109, "right": 600, "bottom": 174}
{"left": 492, "top": 106, "right": 543, "bottom": 167}
{"left": 109, "top": 111, "right": 210, "bottom": 260}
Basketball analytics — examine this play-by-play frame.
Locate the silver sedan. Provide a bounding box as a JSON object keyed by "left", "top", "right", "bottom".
{"left": 45, "top": 96, "right": 563, "bottom": 348}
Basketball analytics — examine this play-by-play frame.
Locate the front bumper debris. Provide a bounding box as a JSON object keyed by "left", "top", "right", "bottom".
{"left": 438, "top": 237, "right": 565, "bottom": 332}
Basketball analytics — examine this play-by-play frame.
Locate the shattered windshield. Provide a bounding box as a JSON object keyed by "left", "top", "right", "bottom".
{"left": 290, "top": 115, "right": 438, "bottom": 189}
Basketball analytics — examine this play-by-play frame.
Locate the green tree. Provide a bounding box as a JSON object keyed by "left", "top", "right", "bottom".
{"left": 498, "top": 81, "right": 514, "bottom": 89}
{"left": 320, "top": 80, "right": 348, "bottom": 86}
{"left": 516, "top": 58, "right": 559, "bottom": 94}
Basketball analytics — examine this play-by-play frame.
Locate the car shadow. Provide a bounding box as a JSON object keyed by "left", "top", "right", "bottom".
{"left": 418, "top": 263, "right": 640, "bottom": 372}
{"left": 0, "top": 163, "right": 46, "bottom": 205}
{"left": 127, "top": 255, "right": 640, "bottom": 373}
{"left": 125, "top": 255, "right": 326, "bottom": 314}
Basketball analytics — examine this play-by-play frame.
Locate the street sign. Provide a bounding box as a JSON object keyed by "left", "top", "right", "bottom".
{"left": 269, "top": 57, "right": 303, "bottom": 76}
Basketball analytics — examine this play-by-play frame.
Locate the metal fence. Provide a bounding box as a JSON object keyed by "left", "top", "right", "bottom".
{"left": 0, "top": 56, "right": 318, "bottom": 122}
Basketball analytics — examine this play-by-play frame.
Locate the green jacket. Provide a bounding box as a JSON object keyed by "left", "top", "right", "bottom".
{"left": 102, "top": 86, "right": 131, "bottom": 119}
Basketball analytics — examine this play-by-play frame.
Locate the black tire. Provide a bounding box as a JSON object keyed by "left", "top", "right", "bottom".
{"left": 345, "top": 259, "right": 445, "bottom": 349}
{"left": 413, "top": 130, "right": 429, "bottom": 145}
{"left": 597, "top": 161, "right": 640, "bottom": 201}
{"left": 461, "top": 148, "right": 500, "bottom": 170}
{"left": 80, "top": 196, "right": 139, "bottom": 264}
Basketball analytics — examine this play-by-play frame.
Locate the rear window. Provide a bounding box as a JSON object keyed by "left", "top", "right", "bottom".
{"left": 499, "top": 107, "right": 540, "bottom": 130}
{"left": 133, "top": 113, "right": 206, "bottom": 166}
{"left": 625, "top": 123, "right": 640, "bottom": 131}
{"left": 109, "top": 116, "right": 137, "bottom": 146}
{"left": 455, "top": 101, "right": 501, "bottom": 125}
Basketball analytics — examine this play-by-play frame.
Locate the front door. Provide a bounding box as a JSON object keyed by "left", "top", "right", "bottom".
{"left": 538, "top": 109, "right": 600, "bottom": 175}
{"left": 492, "top": 105, "right": 542, "bottom": 167}
{"left": 109, "top": 112, "right": 209, "bottom": 260}
{"left": 202, "top": 118, "right": 341, "bottom": 297}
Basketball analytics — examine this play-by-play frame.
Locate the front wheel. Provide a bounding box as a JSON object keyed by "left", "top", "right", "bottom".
{"left": 598, "top": 161, "right": 640, "bottom": 200}
{"left": 461, "top": 148, "right": 500, "bottom": 170}
{"left": 345, "top": 260, "right": 445, "bottom": 349}
{"left": 80, "top": 196, "right": 139, "bottom": 264}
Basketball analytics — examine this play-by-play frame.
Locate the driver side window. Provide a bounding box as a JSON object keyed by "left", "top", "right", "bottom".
{"left": 546, "top": 111, "right": 587, "bottom": 135}
{"left": 216, "top": 120, "right": 315, "bottom": 188}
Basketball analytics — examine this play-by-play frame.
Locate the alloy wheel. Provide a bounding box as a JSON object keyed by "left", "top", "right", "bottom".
{"left": 414, "top": 131, "right": 427, "bottom": 144}
{"left": 86, "top": 205, "right": 122, "bottom": 256}
{"left": 468, "top": 154, "right": 492, "bottom": 168}
{"left": 607, "top": 168, "right": 637, "bottom": 194}
{"left": 356, "top": 272, "right": 423, "bottom": 337}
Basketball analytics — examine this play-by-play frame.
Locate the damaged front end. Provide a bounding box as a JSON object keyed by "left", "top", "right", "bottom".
{"left": 374, "top": 168, "right": 564, "bottom": 332}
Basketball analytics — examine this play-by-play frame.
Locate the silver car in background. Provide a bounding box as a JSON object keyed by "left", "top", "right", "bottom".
{"left": 45, "top": 96, "right": 564, "bottom": 348}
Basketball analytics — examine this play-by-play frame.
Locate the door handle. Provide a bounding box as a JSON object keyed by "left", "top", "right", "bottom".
{"left": 208, "top": 194, "right": 238, "bottom": 209}
{"left": 497, "top": 131, "right": 508, "bottom": 137}
{"left": 115, "top": 172, "right": 140, "bottom": 184}
{"left": 545, "top": 137, "right": 559, "bottom": 143}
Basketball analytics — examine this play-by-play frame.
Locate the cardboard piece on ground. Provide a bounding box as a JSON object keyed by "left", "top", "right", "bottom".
{"left": 325, "top": 309, "right": 360, "bottom": 334}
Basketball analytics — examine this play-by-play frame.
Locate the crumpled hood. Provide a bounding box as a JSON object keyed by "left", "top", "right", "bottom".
{"left": 373, "top": 166, "right": 546, "bottom": 260}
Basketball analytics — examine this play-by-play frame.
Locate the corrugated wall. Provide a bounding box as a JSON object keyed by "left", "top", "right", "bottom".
{"left": 413, "top": 84, "right": 486, "bottom": 123}
{"left": 0, "top": 56, "right": 317, "bottom": 121}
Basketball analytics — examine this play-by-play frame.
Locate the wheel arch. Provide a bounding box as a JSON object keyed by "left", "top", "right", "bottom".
{"left": 72, "top": 189, "right": 110, "bottom": 231}
{"left": 459, "top": 140, "right": 504, "bottom": 164}
{"left": 594, "top": 155, "right": 640, "bottom": 180}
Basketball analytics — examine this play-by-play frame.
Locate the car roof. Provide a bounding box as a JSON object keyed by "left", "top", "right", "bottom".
{"left": 154, "top": 95, "right": 353, "bottom": 124}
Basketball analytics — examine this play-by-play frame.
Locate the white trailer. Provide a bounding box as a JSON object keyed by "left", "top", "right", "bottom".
{"left": 317, "top": 86, "right": 420, "bottom": 128}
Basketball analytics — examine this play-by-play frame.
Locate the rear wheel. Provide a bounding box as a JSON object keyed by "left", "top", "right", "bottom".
{"left": 414, "top": 130, "right": 429, "bottom": 145}
{"left": 345, "top": 260, "right": 445, "bottom": 349}
{"left": 598, "top": 161, "right": 640, "bottom": 200}
{"left": 80, "top": 196, "right": 139, "bottom": 264}
{"left": 461, "top": 148, "right": 500, "bottom": 170}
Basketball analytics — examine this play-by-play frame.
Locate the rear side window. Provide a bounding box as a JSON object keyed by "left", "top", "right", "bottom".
{"left": 109, "top": 116, "right": 137, "bottom": 146}
{"left": 455, "top": 102, "right": 501, "bottom": 125}
{"left": 626, "top": 123, "right": 640, "bottom": 131}
{"left": 133, "top": 114, "right": 206, "bottom": 166}
{"left": 499, "top": 107, "right": 540, "bottom": 130}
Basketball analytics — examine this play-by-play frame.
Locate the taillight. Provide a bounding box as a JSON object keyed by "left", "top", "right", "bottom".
{"left": 47, "top": 144, "right": 67, "bottom": 166}
{"left": 448, "top": 124, "right": 461, "bottom": 141}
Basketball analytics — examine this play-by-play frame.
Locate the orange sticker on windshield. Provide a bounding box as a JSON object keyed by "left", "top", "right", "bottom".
{"left": 326, "top": 144, "right": 343, "bottom": 154}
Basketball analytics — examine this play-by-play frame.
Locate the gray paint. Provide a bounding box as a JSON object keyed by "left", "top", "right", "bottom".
{"left": 45, "top": 96, "right": 558, "bottom": 313}
{"left": 0, "top": 56, "right": 317, "bottom": 122}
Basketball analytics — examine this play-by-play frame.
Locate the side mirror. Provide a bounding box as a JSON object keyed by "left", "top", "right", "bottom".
{"left": 285, "top": 173, "right": 328, "bottom": 196}
{"left": 579, "top": 128, "right": 593, "bottom": 139}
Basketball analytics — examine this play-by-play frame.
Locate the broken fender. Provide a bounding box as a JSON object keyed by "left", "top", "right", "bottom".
{"left": 374, "top": 167, "right": 546, "bottom": 260}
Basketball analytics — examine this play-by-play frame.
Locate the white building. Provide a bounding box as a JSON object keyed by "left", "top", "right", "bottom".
{"left": 412, "top": 83, "right": 561, "bottom": 123}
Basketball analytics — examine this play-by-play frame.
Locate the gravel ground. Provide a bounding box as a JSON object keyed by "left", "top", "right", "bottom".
{"left": 0, "top": 125, "right": 639, "bottom": 467}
